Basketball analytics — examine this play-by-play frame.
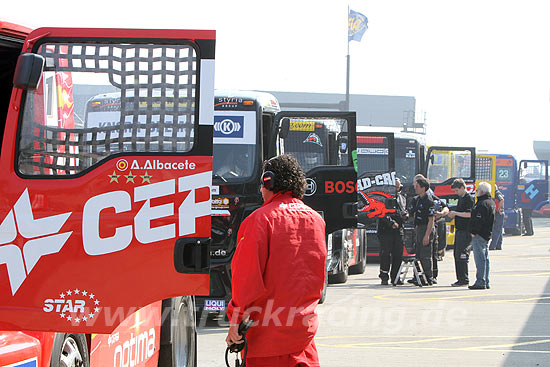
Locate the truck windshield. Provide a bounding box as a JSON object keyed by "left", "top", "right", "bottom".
{"left": 212, "top": 110, "right": 258, "bottom": 182}
{"left": 427, "top": 150, "right": 472, "bottom": 183}
{"left": 395, "top": 138, "right": 417, "bottom": 184}
{"left": 213, "top": 144, "right": 256, "bottom": 181}
{"left": 283, "top": 118, "right": 348, "bottom": 173}
{"left": 357, "top": 135, "right": 390, "bottom": 176}
{"left": 18, "top": 42, "right": 197, "bottom": 175}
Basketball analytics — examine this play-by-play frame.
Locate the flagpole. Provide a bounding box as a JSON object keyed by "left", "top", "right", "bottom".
{"left": 345, "top": 5, "right": 350, "bottom": 111}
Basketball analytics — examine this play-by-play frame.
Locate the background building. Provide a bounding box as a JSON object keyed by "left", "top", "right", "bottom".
{"left": 265, "top": 91, "right": 423, "bottom": 134}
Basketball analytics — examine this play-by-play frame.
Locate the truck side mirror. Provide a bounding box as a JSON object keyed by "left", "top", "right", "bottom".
{"left": 337, "top": 135, "right": 348, "bottom": 154}
{"left": 429, "top": 154, "right": 435, "bottom": 165}
{"left": 279, "top": 117, "right": 290, "bottom": 139}
{"left": 523, "top": 161, "right": 528, "bottom": 169}
{"left": 13, "top": 53, "right": 45, "bottom": 90}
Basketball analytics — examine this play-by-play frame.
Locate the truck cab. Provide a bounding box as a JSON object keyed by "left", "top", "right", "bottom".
{"left": 197, "top": 91, "right": 281, "bottom": 316}
{"left": 0, "top": 22, "right": 215, "bottom": 367}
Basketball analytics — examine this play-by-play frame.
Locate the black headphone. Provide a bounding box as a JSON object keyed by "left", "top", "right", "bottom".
{"left": 261, "top": 171, "right": 276, "bottom": 190}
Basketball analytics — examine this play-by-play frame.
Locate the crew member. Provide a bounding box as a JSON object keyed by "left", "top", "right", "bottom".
{"left": 448, "top": 178, "right": 474, "bottom": 286}
{"left": 519, "top": 173, "right": 535, "bottom": 236}
{"left": 469, "top": 182, "right": 496, "bottom": 290}
{"left": 431, "top": 192, "right": 449, "bottom": 284}
{"left": 410, "top": 174, "right": 435, "bottom": 285}
{"left": 226, "top": 154, "right": 326, "bottom": 366}
{"left": 489, "top": 188, "right": 505, "bottom": 250}
{"left": 378, "top": 178, "right": 408, "bottom": 285}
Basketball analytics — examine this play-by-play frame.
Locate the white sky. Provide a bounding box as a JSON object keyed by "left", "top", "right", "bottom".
{"left": 5, "top": 0, "right": 550, "bottom": 159}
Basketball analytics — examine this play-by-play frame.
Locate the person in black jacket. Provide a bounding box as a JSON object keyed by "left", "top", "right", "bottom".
{"left": 410, "top": 175, "right": 436, "bottom": 285}
{"left": 448, "top": 178, "right": 474, "bottom": 286}
{"left": 378, "top": 178, "right": 408, "bottom": 285}
{"left": 469, "top": 181, "right": 496, "bottom": 290}
{"left": 430, "top": 192, "right": 449, "bottom": 284}
{"left": 489, "top": 188, "right": 505, "bottom": 249}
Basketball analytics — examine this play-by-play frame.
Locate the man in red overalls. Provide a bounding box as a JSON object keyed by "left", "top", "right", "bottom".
{"left": 226, "top": 154, "right": 326, "bottom": 367}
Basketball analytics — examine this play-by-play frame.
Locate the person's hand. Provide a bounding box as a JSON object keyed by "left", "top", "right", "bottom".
{"left": 392, "top": 222, "right": 399, "bottom": 229}
{"left": 499, "top": 207, "right": 504, "bottom": 214}
{"left": 423, "top": 236, "right": 430, "bottom": 246}
{"left": 471, "top": 234, "right": 475, "bottom": 238}
{"left": 448, "top": 211, "right": 456, "bottom": 219}
{"left": 226, "top": 324, "right": 244, "bottom": 347}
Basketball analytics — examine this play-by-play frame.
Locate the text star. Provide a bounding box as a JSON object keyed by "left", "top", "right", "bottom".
{"left": 140, "top": 171, "right": 153, "bottom": 183}
{"left": 125, "top": 171, "right": 136, "bottom": 183}
{"left": 108, "top": 171, "right": 120, "bottom": 183}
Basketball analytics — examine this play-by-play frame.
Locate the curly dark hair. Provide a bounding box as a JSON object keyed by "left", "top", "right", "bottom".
{"left": 263, "top": 154, "right": 306, "bottom": 199}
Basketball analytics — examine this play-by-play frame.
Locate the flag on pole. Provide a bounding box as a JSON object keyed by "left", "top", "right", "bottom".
{"left": 348, "top": 9, "right": 368, "bottom": 42}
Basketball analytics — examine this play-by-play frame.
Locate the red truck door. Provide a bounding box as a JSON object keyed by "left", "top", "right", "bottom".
{"left": 0, "top": 27, "right": 215, "bottom": 333}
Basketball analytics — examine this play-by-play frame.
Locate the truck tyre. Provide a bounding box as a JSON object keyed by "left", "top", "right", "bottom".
{"left": 349, "top": 233, "right": 367, "bottom": 275}
{"left": 349, "top": 252, "right": 366, "bottom": 274}
{"left": 159, "top": 296, "right": 197, "bottom": 367}
{"left": 50, "top": 333, "right": 89, "bottom": 367}
{"left": 319, "top": 268, "right": 328, "bottom": 304}
{"left": 328, "top": 266, "right": 348, "bottom": 284}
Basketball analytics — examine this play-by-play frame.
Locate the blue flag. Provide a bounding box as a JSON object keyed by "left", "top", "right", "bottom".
{"left": 348, "top": 9, "right": 368, "bottom": 42}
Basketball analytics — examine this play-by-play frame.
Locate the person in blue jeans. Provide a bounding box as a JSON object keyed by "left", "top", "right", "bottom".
{"left": 469, "top": 182, "right": 496, "bottom": 290}
{"left": 489, "top": 189, "right": 504, "bottom": 250}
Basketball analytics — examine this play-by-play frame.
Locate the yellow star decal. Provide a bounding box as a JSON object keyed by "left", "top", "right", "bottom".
{"left": 124, "top": 171, "right": 136, "bottom": 183}
{"left": 108, "top": 171, "right": 120, "bottom": 183}
{"left": 140, "top": 171, "right": 153, "bottom": 183}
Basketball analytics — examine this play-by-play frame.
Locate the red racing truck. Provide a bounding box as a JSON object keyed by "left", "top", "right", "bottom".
{"left": 0, "top": 22, "right": 215, "bottom": 367}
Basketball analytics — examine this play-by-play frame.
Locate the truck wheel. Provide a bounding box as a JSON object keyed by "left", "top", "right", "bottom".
{"left": 50, "top": 333, "right": 89, "bottom": 367}
{"left": 349, "top": 253, "right": 366, "bottom": 274}
{"left": 328, "top": 266, "right": 348, "bottom": 284}
{"left": 159, "top": 296, "right": 197, "bottom": 367}
{"left": 349, "top": 234, "right": 366, "bottom": 275}
{"left": 319, "top": 269, "right": 328, "bottom": 304}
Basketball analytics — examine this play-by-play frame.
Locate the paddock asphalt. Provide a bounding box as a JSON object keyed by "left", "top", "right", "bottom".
{"left": 197, "top": 218, "right": 550, "bottom": 367}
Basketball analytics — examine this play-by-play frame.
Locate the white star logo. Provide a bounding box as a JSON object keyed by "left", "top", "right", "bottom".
{"left": 60, "top": 293, "right": 65, "bottom": 298}
{"left": 89, "top": 313, "right": 95, "bottom": 319}
{"left": 67, "top": 290, "right": 72, "bottom": 296}
{"left": 60, "top": 313, "right": 65, "bottom": 318}
{"left": 67, "top": 315, "right": 72, "bottom": 321}
{"left": 89, "top": 293, "right": 95, "bottom": 299}
{"left": 83, "top": 316, "right": 88, "bottom": 321}
{"left": 82, "top": 290, "right": 87, "bottom": 296}
{"left": 94, "top": 300, "right": 100, "bottom": 305}
{"left": 74, "top": 317, "right": 80, "bottom": 323}
{"left": 74, "top": 289, "right": 80, "bottom": 294}
{"left": 94, "top": 307, "right": 100, "bottom": 313}
{"left": 0, "top": 189, "right": 72, "bottom": 295}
